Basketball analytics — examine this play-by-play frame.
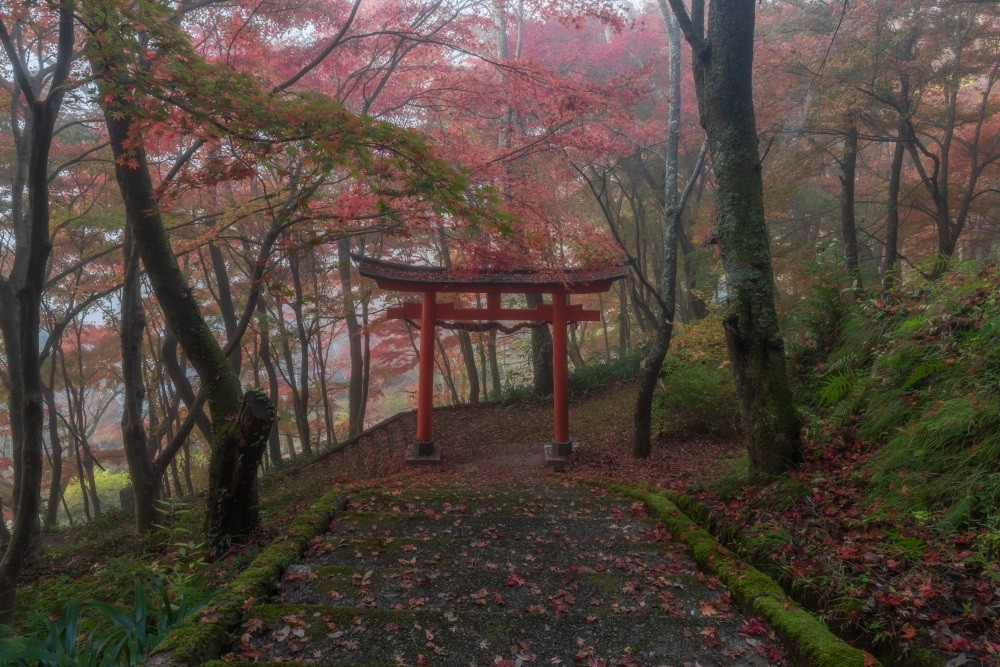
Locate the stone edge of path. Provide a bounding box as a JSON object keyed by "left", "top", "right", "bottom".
{"left": 579, "top": 478, "right": 882, "bottom": 667}
{"left": 147, "top": 490, "right": 349, "bottom": 667}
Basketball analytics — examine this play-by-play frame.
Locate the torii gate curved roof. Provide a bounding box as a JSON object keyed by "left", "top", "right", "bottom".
{"left": 354, "top": 254, "right": 627, "bottom": 294}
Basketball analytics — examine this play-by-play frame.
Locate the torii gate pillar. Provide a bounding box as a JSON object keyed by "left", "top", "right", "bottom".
{"left": 551, "top": 292, "right": 572, "bottom": 456}
{"left": 415, "top": 291, "right": 436, "bottom": 455}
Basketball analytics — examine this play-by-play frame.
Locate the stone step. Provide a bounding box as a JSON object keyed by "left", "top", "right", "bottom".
{"left": 305, "top": 535, "right": 687, "bottom": 574}
{"left": 328, "top": 511, "right": 660, "bottom": 543}
{"left": 230, "top": 603, "right": 772, "bottom": 666}
{"left": 347, "top": 487, "right": 636, "bottom": 517}
{"left": 276, "top": 562, "right": 710, "bottom": 617}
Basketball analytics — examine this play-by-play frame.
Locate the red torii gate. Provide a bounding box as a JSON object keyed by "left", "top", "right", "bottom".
{"left": 356, "top": 255, "right": 626, "bottom": 466}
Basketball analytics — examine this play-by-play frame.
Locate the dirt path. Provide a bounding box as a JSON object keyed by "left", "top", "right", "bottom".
{"left": 225, "top": 444, "right": 788, "bottom": 666}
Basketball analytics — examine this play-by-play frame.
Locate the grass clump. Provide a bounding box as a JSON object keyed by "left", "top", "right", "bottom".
{"left": 567, "top": 347, "right": 642, "bottom": 395}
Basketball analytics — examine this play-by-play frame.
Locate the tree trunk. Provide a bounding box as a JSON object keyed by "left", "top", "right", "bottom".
{"left": 360, "top": 295, "right": 371, "bottom": 428}
{"left": 568, "top": 326, "right": 586, "bottom": 370}
{"left": 840, "top": 116, "right": 861, "bottom": 293}
{"left": 883, "top": 119, "right": 907, "bottom": 289}
{"left": 161, "top": 329, "right": 214, "bottom": 443}
{"left": 616, "top": 282, "right": 629, "bottom": 354}
{"left": 435, "top": 333, "right": 461, "bottom": 405}
{"left": 666, "top": 0, "right": 802, "bottom": 476}
{"left": 527, "top": 293, "right": 554, "bottom": 395}
{"left": 275, "top": 299, "right": 312, "bottom": 457}
{"left": 256, "top": 296, "right": 283, "bottom": 464}
{"left": 75, "top": 441, "right": 91, "bottom": 523}
{"left": 0, "top": 502, "right": 10, "bottom": 542}
{"left": 210, "top": 392, "right": 276, "bottom": 538}
{"left": 598, "top": 293, "right": 611, "bottom": 360}
{"left": 43, "top": 361, "right": 62, "bottom": 529}
{"left": 91, "top": 46, "right": 272, "bottom": 545}
{"left": 0, "top": 4, "right": 73, "bottom": 620}
{"left": 679, "top": 217, "right": 708, "bottom": 320}
{"left": 120, "top": 225, "right": 161, "bottom": 533}
{"left": 183, "top": 441, "right": 194, "bottom": 494}
{"left": 487, "top": 330, "right": 501, "bottom": 396}
{"left": 0, "top": 117, "right": 31, "bottom": 519}
{"left": 288, "top": 252, "right": 312, "bottom": 455}
{"left": 635, "top": 5, "right": 682, "bottom": 459}
{"left": 337, "top": 239, "right": 365, "bottom": 436}
{"left": 209, "top": 242, "right": 242, "bottom": 373}
{"left": 435, "top": 226, "right": 480, "bottom": 404}
{"left": 83, "top": 445, "right": 101, "bottom": 518}
{"left": 882, "top": 33, "right": 914, "bottom": 289}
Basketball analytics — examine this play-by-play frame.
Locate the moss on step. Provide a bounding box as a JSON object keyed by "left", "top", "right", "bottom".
{"left": 583, "top": 479, "right": 880, "bottom": 667}
{"left": 658, "top": 488, "right": 945, "bottom": 667}
{"left": 148, "top": 490, "right": 348, "bottom": 666}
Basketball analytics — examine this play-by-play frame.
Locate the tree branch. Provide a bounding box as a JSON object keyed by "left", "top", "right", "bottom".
{"left": 0, "top": 19, "right": 37, "bottom": 107}
{"left": 664, "top": 0, "right": 705, "bottom": 56}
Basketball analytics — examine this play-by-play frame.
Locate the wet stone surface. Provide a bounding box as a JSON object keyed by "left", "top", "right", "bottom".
{"left": 227, "top": 477, "right": 787, "bottom": 665}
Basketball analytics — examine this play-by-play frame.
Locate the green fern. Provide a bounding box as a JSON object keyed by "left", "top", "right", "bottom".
{"left": 818, "top": 371, "right": 856, "bottom": 406}
{"left": 901, "top": 359, "right": 947, "bottom": 390}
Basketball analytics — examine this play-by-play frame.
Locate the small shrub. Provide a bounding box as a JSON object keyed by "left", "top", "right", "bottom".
{"left": 493, "top": 348, "right": 642, "bottom": 404}
{"left": 652, "top": 356, "right": 736, "bottom": 438}
{"left": 61, "top": 470, "right": 133, "bottom": 526}
{"left": 567, "top": 348, "right": 642, "bottom": 395}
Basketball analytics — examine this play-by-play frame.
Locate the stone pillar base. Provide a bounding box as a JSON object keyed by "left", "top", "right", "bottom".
{"left": 405, "top": 440, "right": 442, "bottom": 465}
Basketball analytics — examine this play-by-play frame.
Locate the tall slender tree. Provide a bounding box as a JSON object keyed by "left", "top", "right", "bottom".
{"left": 0, "top": 0, "right": 75, "bottom": 621}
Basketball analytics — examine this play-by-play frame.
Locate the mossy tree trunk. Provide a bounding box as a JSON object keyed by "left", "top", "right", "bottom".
{"left": 666, "top": 0, "right": 802, "bottom": 476}
{"left": 90, "top": 40, "right": 274, "bottom": 545}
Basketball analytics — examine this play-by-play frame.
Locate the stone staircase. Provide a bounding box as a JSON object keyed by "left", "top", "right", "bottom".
{"left": 225, "top": 477, "right": 785, "bottom": 666}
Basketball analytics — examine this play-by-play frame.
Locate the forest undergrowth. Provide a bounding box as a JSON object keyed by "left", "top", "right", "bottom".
{"left": 629, "top": 263, "right": 1000, "bottom": 666}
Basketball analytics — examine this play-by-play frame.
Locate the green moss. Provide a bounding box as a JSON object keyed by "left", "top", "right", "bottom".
{"left": 753, "top": 596, "right": 868, "bottom": 667}
{"left": 582, "top": 480, "right": 879, "bottom": 667}
{"left": 149, "top": 490, "right": 347, "bottom": 666}
{"left": 580, "top": 571, "right": 626, "bottom": 595}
